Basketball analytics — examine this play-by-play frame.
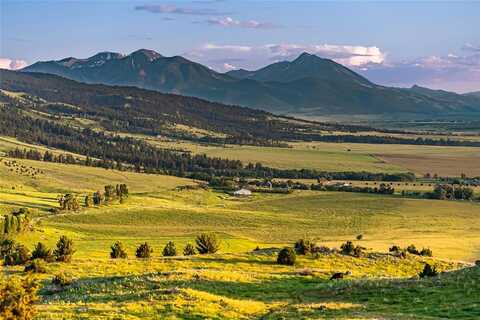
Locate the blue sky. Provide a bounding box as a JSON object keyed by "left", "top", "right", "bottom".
{"left": 1, "top": 0, "right": 479, "bottom": 92}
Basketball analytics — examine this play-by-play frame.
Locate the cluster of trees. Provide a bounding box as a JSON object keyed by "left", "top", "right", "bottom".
{"left": 58, "top": 194, "right": 80, "bottom": 211}
{"left": 1, "top": 236, "right": 75, "bottom": 267}
{"left": 7, "top": 143, "right": 415, "bottom": 183}
{"left": 428, "top": 184, "right": 475, "bottom": 200}
{"left": 0, "top": 208, "right": 30, "bottom": 236}
{"left": 86, "top": 184, "right": 129, "bottom": 207}
{"left": 389, "top": 244, "right": 433, "bottom": 258}
{"left": 312, "top": 183, "right": 395, "bottom": 195}
{"left": 110, "top": 233, "right": 221, "bottom": 259}
{"left": 312, "top": 134, "right": 480, "bottom": 148}
{"left": 57, "top": 184, "right": 130, "bottom": 212}
{"left": 276, "top": 238, "right": 368, "bottom": 266}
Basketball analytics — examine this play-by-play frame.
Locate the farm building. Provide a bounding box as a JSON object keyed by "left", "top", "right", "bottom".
{"left": 233, "top": 188, "right": 252, "bottom": 197}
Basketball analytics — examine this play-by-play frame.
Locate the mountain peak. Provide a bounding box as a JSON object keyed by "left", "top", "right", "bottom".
{"left": 293, "top": 52, "right": 321, "bottom": 63}
{"left": 88, "top": 51, "right": 124, "bottom": 61}
{"left": 129, "top": 49, "right": 162, "bottom": 61}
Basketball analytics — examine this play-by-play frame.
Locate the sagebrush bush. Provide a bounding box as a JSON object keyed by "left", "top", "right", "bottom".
{"left": 419, "top": 248, "right": 433, "bottom": 257}
{"left": 110, "top": 241, "right": 128, "bottom": 259}
{"left": 294, "top": 239, "right": 312, "bottom": 255}
{"left": 54, "top": 236, "right": 75, "bottom": 263}
{"left": 406, "top": 244, "right": 419, "bottom": 255}
{"left": 277, "top": 247, "right": 296, "bottom": 265}
{"left": 389, "top": 245, "right": 402, "bottom": 253}
{"left": 135, "top": 242, "right": 152, "bottom": 259}
{"left": 3, "top": 242, "right": 30, "bottom": 266}
{"left": 195, "top": 233, "right": 220, "bottom": 254}
{"left": 419, "top": 263, "right": 438, "bottom": 278}
{"left": 340, "top": 241, "right": 364, "bottom": 257}
{"left": 183, "top": 243, "right": 196, "bottom": 256}
{"left": 24, "top": 259, "right": 47, "bottom": 273}
{"left": 162, "top": 241, "right": 177, "bottom": 257}
{"left": 353, "top": 246, "right": 364, "bottom": 257}
{"left": 340, "top": 241, "right": 355, "bottom": 255}
{"left": 0, "top": 276, "right": 38, "bottom": 320}
{"left": 31, "top": 242, "right": 53, "bottom": 262}
{"left": 52, "top": 273, "right": 74, "bottom": 287}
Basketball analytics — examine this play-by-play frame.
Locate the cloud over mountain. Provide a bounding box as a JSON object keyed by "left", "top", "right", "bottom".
{"left": 0, "top": 58, "right": 28, "bottom": 70}
{"left": 186, "top": 42, "right": 386, "bottom": 71}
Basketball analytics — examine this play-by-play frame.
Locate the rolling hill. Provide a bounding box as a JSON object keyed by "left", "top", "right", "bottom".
{"left": 22, "top": 50, "right": 480, "bottom": 118}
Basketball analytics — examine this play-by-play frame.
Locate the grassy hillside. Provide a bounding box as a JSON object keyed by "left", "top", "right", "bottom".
{"left": 1, "top": 157, "right": 479, "bottom": 261}
{"left": 4, "top": 253, "right": 477, "bottom": 319}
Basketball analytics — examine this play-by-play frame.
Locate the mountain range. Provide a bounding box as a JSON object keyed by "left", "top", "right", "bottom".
{"left": 22, "top": 49, "right": 480, "bottom": 118}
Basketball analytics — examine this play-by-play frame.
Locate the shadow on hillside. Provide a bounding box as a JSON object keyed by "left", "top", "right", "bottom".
{"left": 39, "top": 266, "right": 480, "bottom": 319}
{"left": 0, "top": 200, "right": 53, "bottom": 211}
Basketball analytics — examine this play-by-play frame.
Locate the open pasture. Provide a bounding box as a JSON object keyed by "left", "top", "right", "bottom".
{"left": 147, "top": 137, "right": 480, "bottom": 177}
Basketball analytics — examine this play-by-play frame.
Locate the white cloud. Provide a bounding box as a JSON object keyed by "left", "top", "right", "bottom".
{"left": 0, "top": 58, "right": 28, "bottom": 70}
{"left": 462, "top": 43, "right": 480, "bottom": 52}
{"left": 187, "top": 42, "right": 385, "bottom": 71}
{"left": 205, "top": 17, "right": 278, "bottom": 29}
{"left": 202, "top": 43, "right": 252, "bottom": 52}
{"left": 358, "top": 51, "right": 480, "bottom": 93}
{"left": 266, "top": 43, "right": 385, "bottom": 66}
{"left": 134, "top": 4, "right": 228, "bottom": 16}
{"left": 222, "top": 63, "right": 237, "bottom": 71}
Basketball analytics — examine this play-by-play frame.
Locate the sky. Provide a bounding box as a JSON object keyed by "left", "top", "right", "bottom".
{"left": 1, "top": 0, "right": 479, "bottom": 93}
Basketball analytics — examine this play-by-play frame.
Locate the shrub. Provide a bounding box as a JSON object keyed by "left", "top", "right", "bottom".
{"left": 135, "top": 242, "right": 152, "bottom": 259}
{"left": 110, "top": 241, "right": 128, "bottom": 259}
{"left": 406, "top": 244, "right": 419, "bottom": 255}
{"left": 277, "top": 247, "right": 296, "bottom": 266}
{"left": 52, "top": 273, "right": 74, "bottom": 287}
{"left": 183, "top": 243, "right": 196, "bottom": 256}
{"left": 340, "top": 241, "right": 355, "bottom": 255}
{"left": 0, "top": 276, "right": 38, "bottom": 320}
{"left": 31, "top": 242, "right": 53, "bottom": 262}
{"left": 353, "top": 246, "right": 364, "bottom": 257}
{"left": 389, "top": 245, "right": 402, "bottom": 253}
{"left": 312, "top": 245, "right": 332, "bottom": 255}
{"left": 3, "top": 242, "right": 30, "bottom": 266}
{"left": 162, "top": 241, "right": 177, "bottom": 257}
{"left": 1, "top": 239, "right": 16, "bottom": 264}
{"left": 195, "top": 233, "right": 220, "bottom": 254}
{"left": 24, "top": 259, "right": 47, "bottom": 273}
{"left": 419, "top": 248, "right": 433, "bottom": 257}
{"left": 294, "top": 239, "right": 313, "bottom": 255}
{"left": 419, "top": 263, "right": 438, "bottom": 278}
{"left": 53, "top": 236, "right": 75, "bottom": 263}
